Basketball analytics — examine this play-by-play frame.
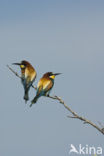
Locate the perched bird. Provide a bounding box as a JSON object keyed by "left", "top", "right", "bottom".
{"left": 13, "top": 60, "right": 37, "bottom": 102}
{"left": 30, "top": 72, "right": 61, "bottom": 106}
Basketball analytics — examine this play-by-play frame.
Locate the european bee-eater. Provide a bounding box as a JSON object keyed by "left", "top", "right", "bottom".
{"left": 13, "top": 60, "right": 37, "bottom": 102}
{"left": 30, "top": 72, "right": 61, "bottom": 106}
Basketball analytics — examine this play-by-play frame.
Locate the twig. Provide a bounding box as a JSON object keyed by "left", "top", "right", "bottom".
{"left": 7, "top": 65, "right": 21, "bottom": 79}
{"left": 7, "top": 65, "right": 104, "bottom": 135}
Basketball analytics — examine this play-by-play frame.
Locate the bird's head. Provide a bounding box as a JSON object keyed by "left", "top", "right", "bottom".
{"left": 12, "top": 60, "right": 28, "bottom": 69}
{"left": 44, "top": 72, "right": 61, "bottom": 80}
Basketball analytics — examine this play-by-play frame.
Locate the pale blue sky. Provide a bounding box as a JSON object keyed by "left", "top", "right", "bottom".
{"left": 0, "top": 0, "right": 104, "bottom": 156}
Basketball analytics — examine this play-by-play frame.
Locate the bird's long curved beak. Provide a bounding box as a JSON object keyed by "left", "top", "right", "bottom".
{"left": 12, "top": 63, "right": 21, "bottom": 66}
{"left": 54, "top": 73, "right": 62, "bottom": 76}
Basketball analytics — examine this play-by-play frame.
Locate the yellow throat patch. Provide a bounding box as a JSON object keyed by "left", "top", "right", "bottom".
{"left": 50, "top": 75, "right": 55, "bottom": 79}
{"left": 20, "top": 64, "right": 25, "bottom": 69}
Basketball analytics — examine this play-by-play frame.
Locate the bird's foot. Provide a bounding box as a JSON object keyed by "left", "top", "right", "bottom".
{"left": 45, "top": 93, "right": 50, "bottom": 97}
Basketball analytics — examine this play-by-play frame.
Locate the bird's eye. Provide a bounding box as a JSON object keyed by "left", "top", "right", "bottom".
{"left": 20, "top": 64, "right": 25, "bottom": 68}
{"left": 50, "top": 75, "right": 55, "bottom": 79}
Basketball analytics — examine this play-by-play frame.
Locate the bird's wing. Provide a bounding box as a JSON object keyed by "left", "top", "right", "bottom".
{"left": 43, "top": 80, "right": 53, "bottom": 91}
{"left": 25, "top": 68, "right": 35, "bottom": 82}
{"left": 36, "top": 85, "right": 43, "bottom": 96}
{"left": 37, "top": 78, "right": 53, "bottom": 96}
{"left": 30, "top": 71, "right": 37, "bottom": 82}
{"left": 36, "top": 80, "right": 43, "bottom": 95}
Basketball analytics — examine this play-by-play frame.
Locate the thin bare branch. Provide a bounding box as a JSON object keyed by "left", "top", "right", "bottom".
{"left": 7, "top": 65, "right": 104, "bottom": 135}
{"left": 7, "top": 65, "right": 21, "bottom": 79}
{"left": 67, "top": 115, "right": 78, "bottom": 119}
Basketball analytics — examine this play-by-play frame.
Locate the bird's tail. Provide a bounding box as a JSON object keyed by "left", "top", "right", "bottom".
{"left": 30, "top": 95, "right": 39, "bottom": 107}
{"left": 24, "top": 90, "right": 29, "bottom": 103}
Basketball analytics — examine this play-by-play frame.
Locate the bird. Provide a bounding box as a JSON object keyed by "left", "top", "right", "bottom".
{"left": 30, "top": 72, "right": 61, "bottom": 107}
{"left": 13, "top": 60, "right": 37, "bottom": 102}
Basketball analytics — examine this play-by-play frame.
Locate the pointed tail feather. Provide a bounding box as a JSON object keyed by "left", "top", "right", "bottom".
{"left": 30, "top": 96, "right": 39, "bottom": 107}
{"left": 24, "top": 90, "right": 29, "bottom": 103}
